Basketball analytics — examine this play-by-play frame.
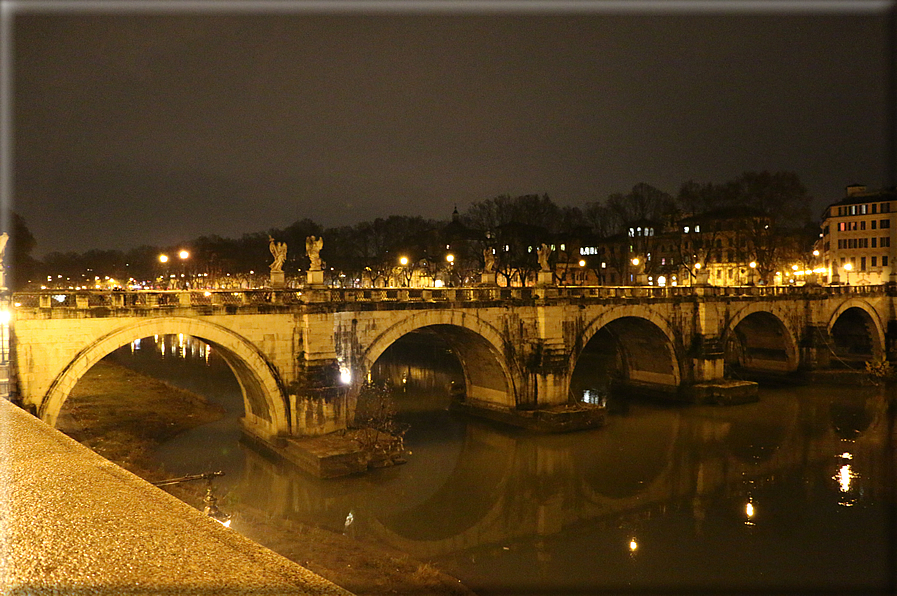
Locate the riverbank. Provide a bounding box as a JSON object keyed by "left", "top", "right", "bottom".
{"left": 57, "top": 361, "right": 475, "bottom": 596}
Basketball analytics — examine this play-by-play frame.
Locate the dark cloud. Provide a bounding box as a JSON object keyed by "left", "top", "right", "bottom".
{"left": 11, "top": 6, "right": 893, "bottom": 256}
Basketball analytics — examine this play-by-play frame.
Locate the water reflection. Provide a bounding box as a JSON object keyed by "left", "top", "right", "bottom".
{"left": 110, "top": 334, "right": 893, "bottom": 594}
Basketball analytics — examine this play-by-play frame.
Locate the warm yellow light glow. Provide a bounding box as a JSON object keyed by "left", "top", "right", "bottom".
{"left": 631, "top": 257, "right": 640, "bottom": 266}
{"left": 694, "top": 263, "right": 702, "bottom": 270}
{"left": 629, "top": 539, "right": 638, "bottom": 552}
{"left": 399, "top": 256, "right": 409, "bottom": 266}
{"left": 0, "top": 310, "right": 10, "bottom": 325}
{"left": 813, "top": 250, "right": 820, "bottom": 257}
{"left": 434, "top": 279, "right": 445, "bottom": 288}
{"left": 179, "top": 250, "right": 190, "bottom": 260}
{"left": 159, "top": 254, "right": 169, "bottom": 263}
{"left": 579, "top": 260, "right": 586, "bottom": 267}
{"left": 749, "top": 261, "right": 757, "bottom": 269}
{"left": 844, "top": 263, "right": 853, "bottom": 271}
{"left": 836, "top": 464, "right": 856, "bottom": 493}
{"left": 791, "top": 264, "right": 799, "bottom": 271}
{"left": 446, "top": 254, "right": 454, "bottom": 263}
{"left": 745, "top": 502, "right": 755, "bottom": 519}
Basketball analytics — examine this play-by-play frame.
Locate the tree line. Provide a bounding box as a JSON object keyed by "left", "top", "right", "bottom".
{"left": 14, "top": 171, "right": 816, "bottom": 290}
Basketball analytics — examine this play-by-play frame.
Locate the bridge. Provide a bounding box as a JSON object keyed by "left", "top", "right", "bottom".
{"left": 7, "top": 284, "right": 894, "bottom": 451}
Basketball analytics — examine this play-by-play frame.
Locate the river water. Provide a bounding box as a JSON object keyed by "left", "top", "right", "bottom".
{"left": 104, "top": 334, "right": 895, "bottom": 595}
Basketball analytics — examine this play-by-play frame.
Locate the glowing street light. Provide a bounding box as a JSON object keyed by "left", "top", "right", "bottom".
{"left": 446, "top": 254, "right": 454, "bottom": 264}
{"left": 179, "top": 250, "right": 190, "bottom": 260}
{"left": 579, "top": 260, "right": 586, "bottom": 267}
{"left": 399, "top": 256, "right": 409, "bottom": 266}
{"left": 158, "top": 254, "right": 169, "bottom": 264}
{"left": 631, "top": 257, "right": 640, "bottom": 266}
{"left": 844, "top": 262, "right": 853, "bottom": 285}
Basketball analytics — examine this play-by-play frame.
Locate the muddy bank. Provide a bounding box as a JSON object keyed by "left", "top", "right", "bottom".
{"left": 57, "top": 360, "right": 475, "bottom": 596}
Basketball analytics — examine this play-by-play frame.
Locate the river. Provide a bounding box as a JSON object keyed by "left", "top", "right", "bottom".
{"left": 105, "top": 333, "right": 894, "bottom": 595}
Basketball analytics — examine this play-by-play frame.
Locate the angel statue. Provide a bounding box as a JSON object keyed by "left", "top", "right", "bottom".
{"left": 268, "top": 236, "right": 287, "bottom": 273}
{"left": 306, "top": 235, "right": 324, "bottom": 271}
{"left": 483, "top": 247, "right": 496, "bottom": 273}
{"left": 537, "top": 243, "right": 551, "bottom": 272}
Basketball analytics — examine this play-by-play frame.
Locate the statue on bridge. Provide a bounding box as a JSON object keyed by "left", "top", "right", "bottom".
{"left": 268, "top": 236, "right": 287, "bottom": 273}
{"left": 483, "top": 247, "right": 496, "bottom": 273}
{"left": 306, "top": 236, "right": 324, "bottom": 271}
{"left": 537, "top": 243, "right": 551, "bottom": 272}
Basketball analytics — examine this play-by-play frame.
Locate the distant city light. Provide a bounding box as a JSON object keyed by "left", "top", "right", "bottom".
{"left": 179, "top": 250, "right": 190, "bottom": 260}
{"left": 159, "top": 254, "right": 169, "bottom": 263}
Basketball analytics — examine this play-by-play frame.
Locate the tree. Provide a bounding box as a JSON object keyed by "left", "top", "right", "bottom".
{"left": 7, "top": 213, "right": 37, "bottom": 290}
{"left": 351, "top": 381, "right": 407, "bottom": 463}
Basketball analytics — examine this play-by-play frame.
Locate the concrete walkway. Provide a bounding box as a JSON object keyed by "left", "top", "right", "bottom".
{"left": 0, "top": 399, "right": 354, "bottom": 595}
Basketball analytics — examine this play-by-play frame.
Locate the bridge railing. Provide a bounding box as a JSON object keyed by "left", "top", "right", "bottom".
{"left": 10, "top": 283, "right": 890, "bottom": 312}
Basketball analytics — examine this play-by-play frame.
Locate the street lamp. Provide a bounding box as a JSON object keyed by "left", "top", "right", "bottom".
{"left": 844, "top": 262, "right": 853, "bottom": 285}
{"left": 749, "top": 261, "right": 757, "bottom": 285}
{"left": 398, "top": 256, "right": 409, "bottom": 286}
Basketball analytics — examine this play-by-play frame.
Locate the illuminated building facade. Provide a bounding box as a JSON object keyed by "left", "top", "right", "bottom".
{"left": 821, "top": 185, "right": 897, "bottom": 285}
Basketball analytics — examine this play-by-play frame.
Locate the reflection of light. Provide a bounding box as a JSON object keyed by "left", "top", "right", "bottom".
{"left": 629, "top": 538, "right": 638, "bottom": 552}
{"left": 836, "top": 464, "right": 855, "bottom": 494}
{"left": 581, "top": 390, "right": 606, "bottom": 406}
{"left": 745, "top": 501, "right": 755, "bottom": 519}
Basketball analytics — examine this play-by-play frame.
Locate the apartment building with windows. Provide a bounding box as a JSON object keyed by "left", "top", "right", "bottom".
{"left": 821, "top": 184, "right": 897, "bottom": 284}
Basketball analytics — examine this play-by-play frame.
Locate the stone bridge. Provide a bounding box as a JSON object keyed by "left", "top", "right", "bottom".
{"left": 9, "top": 284, "right": 895, "bottom": 446}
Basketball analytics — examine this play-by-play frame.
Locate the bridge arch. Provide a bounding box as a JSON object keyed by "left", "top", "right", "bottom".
{"left": 572, "top": 306, "right": 683, "bottom": 396}
{"left": 826, "top": 299, "right": 886, "bottom": 365}
{"left": 723, "top": 305, "right": 800, "bottom": 377}
{"left": 40, "top": 317, "right": 289, "bottom": 436}
{"left": 360, "top": 310, "right": 518, "bottom": 408}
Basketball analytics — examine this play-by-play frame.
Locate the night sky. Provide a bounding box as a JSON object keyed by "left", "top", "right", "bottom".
{"left": 9, "top": 1, "right": 895, "bottom": 257}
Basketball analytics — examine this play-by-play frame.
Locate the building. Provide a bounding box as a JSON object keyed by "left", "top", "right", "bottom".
{"left": 821, "top": 185, "right": 897, "bottom": 285}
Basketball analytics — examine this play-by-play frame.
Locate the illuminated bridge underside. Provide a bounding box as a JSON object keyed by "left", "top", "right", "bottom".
{"left": 10, "top": 285, "right": 894, "bottom": 437}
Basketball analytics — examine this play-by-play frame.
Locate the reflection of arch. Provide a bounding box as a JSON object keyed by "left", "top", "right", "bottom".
{"left": 827, "top": 302, "right": 886, "bottom": 364}
{"left": 724, "top": 307, "right": 799, "bottom": 376}
{"left": 362, "top": 311, "right": 517, "bottom": 408}
{"left": 380, "top": 422, "right": 511, "bottom": 541}
{"left": 573, "top": 308, "right": 682, "bottom": 393}
{"left": 577, "top": 409, "right": 680, "bottom": 499}
{"left": 40, "top": 317, "right": 289, "bottom": 435}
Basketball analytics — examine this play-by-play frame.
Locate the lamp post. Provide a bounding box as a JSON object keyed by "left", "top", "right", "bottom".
{"left": 446, "top": 253, "right": 455, "bottom": 287}
{"left": 178, "top": 250, "right": 190, "bottom": 289}
{"left": 399, "top": 256, "right": 409, "bottom": 287}
{"left": 158, "top": 254, "right": 169, "bottom": 289}
{"left": 844, "top": 262, "right": 853, "bottom": 285}
{"left": 749, "top": 261, "right": 757, "bottom": 285}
